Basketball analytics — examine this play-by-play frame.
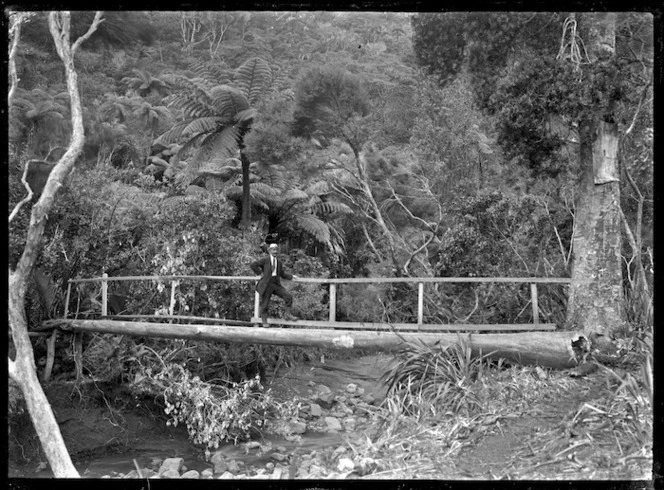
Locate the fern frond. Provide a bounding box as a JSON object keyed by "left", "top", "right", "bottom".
{"left": 155, "top": 121, "right": 191, "bottom": 145}
{"left": 234, "top": 57, "right": 272, "bottom": 105}
{"left": 168, "top": 92, "right": 214, "bottom": 119}
{"left": 209, "top": 85, "right": 250, "bottom": 120}
{"left": 224, "top": 184, "right": 271, "bottom": 210}
{"left": 312, "top": 201, "right": 353, "bottom": 215}
{"left": 282, "top": 188, "right": 309, "bottom": 201}
{"left": 181, "top": 117, "right": 220, "bottom": 139}
{"left": 161, "top": 73, "right": 193, "bottom": 90}
{"left": 255, "top": 164, "right": 287, "bottom": 191}
{"left": 296, "top": 214, "right": 331, "bottom": 244}
{"left": 191, "top": 125, "right": 242, "bottom": 168}
{"left": 235, "top": 108, "right": 257, "bottom": 125}
{"left": 174, "top": 132, "right": 208, "bottom": 163}
{"left": 305, "top": 180, "right": 331, "bottom": 195}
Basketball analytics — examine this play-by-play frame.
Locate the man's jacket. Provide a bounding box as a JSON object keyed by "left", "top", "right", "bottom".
{"left": 250, "top": 256, "right": 293, "bottom": 294}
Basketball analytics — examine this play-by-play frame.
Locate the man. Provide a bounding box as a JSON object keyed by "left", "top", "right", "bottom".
{"left": 250, "top": 243, "right": 299, "bottom": 327}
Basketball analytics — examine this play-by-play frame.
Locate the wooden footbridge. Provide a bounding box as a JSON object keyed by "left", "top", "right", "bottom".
{"left": 39, "top": 275, "right": 587, "bottom": 378}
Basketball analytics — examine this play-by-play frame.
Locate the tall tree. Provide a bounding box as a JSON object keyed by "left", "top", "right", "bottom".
{"left": 564, "top": 13, "right": 622, "bottom": 344}
{"left": 411, "top": 12, "right": 653, "bottom": 342}
{"left": 8, "top": 11, "right": 103, "bottom": 477}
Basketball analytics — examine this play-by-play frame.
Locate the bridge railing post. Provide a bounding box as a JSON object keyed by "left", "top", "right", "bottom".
{"left": 530, "top": 283, "right": 539, "bottom": 324}
{"left": 101, "top": 273, "right": 108, "bottom": 317}
{"left": 254, "top": 291, "right": 260, "bottom": 323}
{"left": 329, "top": 284, "right": 337, "bottom": 322}
{"left": 417, "top": 282, "right": 424, "bottom": 329}
{"left": 169, "top": 280, "right": 178, "bottom": 321}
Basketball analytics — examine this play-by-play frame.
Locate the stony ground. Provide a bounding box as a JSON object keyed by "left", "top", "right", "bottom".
{"left": 8, "top": 352, "right": 653, "bottom": 481}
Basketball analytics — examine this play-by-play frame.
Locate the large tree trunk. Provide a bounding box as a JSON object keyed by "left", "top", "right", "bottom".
{"left": 8, "top": 11, "right": 102, "bottom": 478}
{"left": 567, "top": 13, "right": 624, "bottom": 340}
{"left": 567, "top": 119, "right": 623, "bottom": 337}
{"left": 56, "top": 319, "right": 587, "bottom": 369}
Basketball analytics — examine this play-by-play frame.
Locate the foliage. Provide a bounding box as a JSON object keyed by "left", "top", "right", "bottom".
{"left": 121, "top": 69, "right": 170, "bottom": 98}
{"left": 9, "top": 87, "right": 71, "bottom": 158}
{"left": 243, "top": 94, "right": 305, "bottom": 167}
{"left": 135, "top": 194, "right": 261, "bottom": 320}
{"left": 281, "top": 249, "right": 330, "bottom": 321}
{"left": 409, "top": 73, "right": 498, "bottom": 198}
{"left": 138, "top": 363, "right": 276, "bottom": 448}
{"left": 292, "top": 65, "right": 371, "bottom": 154}
{"left": 383, "top": 338, "right": 492, "bottom": 419}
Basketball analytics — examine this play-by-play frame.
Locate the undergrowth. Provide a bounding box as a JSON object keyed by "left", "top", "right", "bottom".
{"left": 134, "top": 363, "right": 275, "bottom": 452}
{"left": 354, "top": 328, "right": 653, "bottom": 479}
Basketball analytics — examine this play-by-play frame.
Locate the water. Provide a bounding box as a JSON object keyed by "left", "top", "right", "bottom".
{"left": 10, "top": 353, "right": 389, "bottom": 479}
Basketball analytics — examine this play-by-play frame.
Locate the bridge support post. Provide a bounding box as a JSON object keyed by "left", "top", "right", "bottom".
{"left": 530, "top": 283, "right": 539, "bottom": 324}
{"left": 73, "top": 333, "right": 83, "bottom": 380}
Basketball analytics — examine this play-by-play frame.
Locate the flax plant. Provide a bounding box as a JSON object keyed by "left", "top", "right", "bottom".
{"left": 382, "top": 338, "right": 492, "bottom": 418}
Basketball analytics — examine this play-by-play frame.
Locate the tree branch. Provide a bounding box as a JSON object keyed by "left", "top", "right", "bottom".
{"left": 71, "top": 11, "right": 104, "bottom": 55}
{"left": 624, "top": 81, "right": 651, "bottom": 136}
{"left": 8, "top": 163, "right": 35, "bottom": 224}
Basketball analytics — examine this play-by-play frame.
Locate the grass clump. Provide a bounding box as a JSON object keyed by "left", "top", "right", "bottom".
{"left": 381, "top": 337, "right": 493, "bottom": 419}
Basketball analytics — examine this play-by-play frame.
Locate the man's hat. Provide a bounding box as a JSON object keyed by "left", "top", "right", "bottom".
{"left": 268, "top": 243, "right": 279, "bottom": 250}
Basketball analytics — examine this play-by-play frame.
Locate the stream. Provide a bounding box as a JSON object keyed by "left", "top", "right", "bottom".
{"left": 10, "top": 353, "right": 392, "bottom": 479}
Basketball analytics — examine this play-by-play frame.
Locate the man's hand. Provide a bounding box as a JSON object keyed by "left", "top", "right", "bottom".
{"left": 291, "top": 275, "right": 299, "bottom": 281}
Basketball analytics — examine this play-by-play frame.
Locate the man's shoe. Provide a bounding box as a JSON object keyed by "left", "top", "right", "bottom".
{"left": 261, "top": 314, "right": 269, "bottom": 328}
{"left": 283, "top": 309, "right": 298, "bottom": 321}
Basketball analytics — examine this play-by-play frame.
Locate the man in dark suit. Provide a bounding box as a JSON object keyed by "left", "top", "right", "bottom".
{"left": 250, "top": 243, "right": 299, "bottom": 327}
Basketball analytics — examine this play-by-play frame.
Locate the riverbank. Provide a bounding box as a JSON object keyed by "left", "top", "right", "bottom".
{"left": 8, "top": 351, "right": 652, "bottom": 481}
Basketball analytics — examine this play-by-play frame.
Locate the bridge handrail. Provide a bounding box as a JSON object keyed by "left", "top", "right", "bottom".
{"left": 67, "top": 275, "right": 574, "bottom": 284}
{"left": 65, "top": 274, "right": 575, "bottom": 326}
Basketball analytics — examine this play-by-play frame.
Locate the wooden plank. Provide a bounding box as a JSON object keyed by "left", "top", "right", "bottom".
{"left": 60, "top": 319, "right": 586, "bottom": 369}
{"left": 249, "top": 318, "right": 556, "bottom": 332}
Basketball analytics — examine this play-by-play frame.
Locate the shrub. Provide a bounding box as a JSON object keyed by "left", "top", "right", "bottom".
{"left": 135, "top": 363, "right": 276, "bottom": 451}
{"left": 382, "top": 338, "right": 492, "bottom": 419}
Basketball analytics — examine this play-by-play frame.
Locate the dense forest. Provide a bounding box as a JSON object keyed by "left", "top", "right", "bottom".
{"left": 8, "top": 11, "right": 653, "bottom": 479}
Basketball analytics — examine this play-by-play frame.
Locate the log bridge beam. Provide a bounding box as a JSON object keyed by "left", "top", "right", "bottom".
{"left": 47, "top": 318, "right": 586, "bottom": 370}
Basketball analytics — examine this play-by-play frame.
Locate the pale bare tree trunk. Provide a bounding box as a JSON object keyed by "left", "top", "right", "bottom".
{"left": 8, "top": 11, "right": 103, "bottom": 478}
{"left": 567, "top": 13, "right": 624, "bottom": 341}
